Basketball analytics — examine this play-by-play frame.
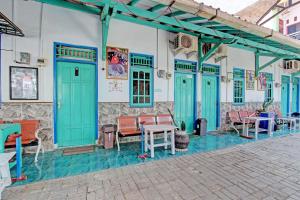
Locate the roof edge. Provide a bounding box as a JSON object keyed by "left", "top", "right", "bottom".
{"left": 152, "top": 0, "right": 300, "bottom": 51}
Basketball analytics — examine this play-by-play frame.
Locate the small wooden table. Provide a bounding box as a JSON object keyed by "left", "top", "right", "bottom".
{"left": 243, "top": 117, "right": 273, "bottom": 139}
{"left": 0, "top": 124, "right": 23, "bottom": 181}
{"left": 143, "top": 125, "right": 176, "bottom": 158}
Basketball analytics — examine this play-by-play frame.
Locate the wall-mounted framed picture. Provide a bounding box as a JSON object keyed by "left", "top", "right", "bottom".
{"left": 9, "top": 66, "right": 38, "bottom": 100}
{"left": 257, "top": 72, "right": 267, "bottom": 91}
{"left": 106, "top": 46, "right": 129, "bottom": 80}
{"left": 246, "top": 70, "right": 255, "bottom": 90}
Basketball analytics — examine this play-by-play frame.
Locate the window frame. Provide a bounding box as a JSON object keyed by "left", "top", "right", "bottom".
{"left": 129, "top": 53, "right": 154, "bottom": 108}
{"left": 264, "top": 73, "right": 273, "bottom": 102}
{"left": 233, "top": 68, "right": 245, "bottom": 105}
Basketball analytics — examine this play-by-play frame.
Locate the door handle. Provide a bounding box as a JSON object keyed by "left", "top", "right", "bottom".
{"left": 57, "top": 101, "right": 61, "bottom": 109}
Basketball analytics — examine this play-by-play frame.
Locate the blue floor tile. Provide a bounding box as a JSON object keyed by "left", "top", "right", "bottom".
{"left": 9, "top": 129, "right": 296, "bottom": 186}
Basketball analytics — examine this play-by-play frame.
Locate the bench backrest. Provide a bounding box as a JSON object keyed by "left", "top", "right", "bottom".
{"left": 239, "top": 111, "right": 249, "bottom": 120}
{"left": 138, "top": 115, "right": 156, "bottom": 126}
{"left": 156, "top": 114, "right": 173, "bottom": 125}
{"left": 118, "top": 116, "right": 138, "bottom": 132}
{"left": 228, "top": 111, "right": 241, "bottom": 123}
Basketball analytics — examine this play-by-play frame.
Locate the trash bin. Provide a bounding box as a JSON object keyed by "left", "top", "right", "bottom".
{"left": 259, "top": 112, "right": 276, "bottom": 131}
{"left": 101, "top": 124, "right": 117, "bottom": 149}
{"left": 195, "top": 118, "right": 207, "bottom": 136}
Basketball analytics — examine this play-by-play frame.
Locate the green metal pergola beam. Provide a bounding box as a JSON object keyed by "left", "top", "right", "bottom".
{"left": 101, "top": 2, "right": 113, "bottom": 60}
{"left": 258, "top": 57, "right": 281, "bottom": 72}
{"left": 166, "top": 11, "right": 186, "bottom": 17}
{"left": 37, "top": 0, "right": 300, "bottom": 58}
{"left": 148, "top": 4, "right": 166, "bottom": 12}
{"left": 98, "top": 1, "right": 300, "bottom": 57}
{"left": 182, "top": 16, "right": 205, "bottom": 22}
{"left": 128, "top": 0, "right": 141, "bottom": 6}
{"left": 114, "top": 14, "right": 198, "bottom": 36}
{"left": 255, "top": 52, "right": 260, "bottom": 77}
{"left": 199, "top": 42, "right": 223, "bottom": 64}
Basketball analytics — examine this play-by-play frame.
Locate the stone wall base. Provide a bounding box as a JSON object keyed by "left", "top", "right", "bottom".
{"left": 0, "top": 101, "right": 281, "bottom": 151}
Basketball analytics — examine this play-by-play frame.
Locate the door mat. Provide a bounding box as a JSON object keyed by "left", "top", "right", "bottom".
{"left": 63, "top": 145, "right": 95, "bottom": 156}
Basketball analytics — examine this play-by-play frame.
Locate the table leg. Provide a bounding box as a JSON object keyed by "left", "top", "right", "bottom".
{"left": 268, "top": 119, "right": 273, "bottom": 137}
{"left": 150, "top": 131, "right": 154, "bottom": 158}
{"left": 144, "top": 130, "right": 148, "bottom": 152}
{"left": 164, "top": 130, "right": 168, "bottom": 150}
{"left": 16, "top": 136, "right": 22, "bottom": 179}
{"left": 255, "top": 120, "right": 259, "bottom": 140}
{"left": 171, "top": 129, "right": 175, "bottom": 155}
{"left": 242, "top": 119, "right": 245, "bottom": 136}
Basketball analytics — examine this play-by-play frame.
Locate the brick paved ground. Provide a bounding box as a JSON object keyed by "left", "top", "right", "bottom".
{"left": 3, "top": 134, "right": 300, "bottom": 200}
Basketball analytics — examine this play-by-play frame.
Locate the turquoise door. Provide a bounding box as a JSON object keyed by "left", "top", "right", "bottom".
{"left": 292, "top": 78, "right": 299, "bottom": 112}
{"left": 56, "top": 61, "right": 96, "bottom": 147}
{"left": 202, "top": 75, "right": 218, "bottom": 131}
{"left": 281, "top": 76, "right": 290, "bottom": 117}
{"left": 174, "top": 73, "right": 195, "bottom": 133}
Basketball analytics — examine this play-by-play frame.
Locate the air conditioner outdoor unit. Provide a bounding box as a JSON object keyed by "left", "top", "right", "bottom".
{"left": 174, "top": 33, "right": 197, "bottom": 54}
{"left": 283, "top": 60, "right": 300, "bottom": 73}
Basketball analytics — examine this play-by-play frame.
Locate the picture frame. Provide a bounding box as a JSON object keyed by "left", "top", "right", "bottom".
{"left": 257, "top": 72, "right": 267, "bottom": 91}
{"left": 9, "top": 66, "right": 39, "bottom": 100}
{"left": 246, "top": 70, "right": 255, "bottom": 90}
{"left": 106, "top": 46, "right": 129, "bottom": 80}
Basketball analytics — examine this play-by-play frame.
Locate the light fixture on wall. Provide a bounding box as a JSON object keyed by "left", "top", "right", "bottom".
{"left": 221, "top": 72, "right": 233, "bottom": 82}
{"left": 275, "top": 82, "right": 281, "bottom": 88}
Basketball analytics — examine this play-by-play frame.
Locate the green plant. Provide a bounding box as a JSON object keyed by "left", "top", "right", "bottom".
{"left": 180, "top": 121, "right": 186, "bottom": 131}
{"left": 262, "top": 98, "right": 274, "bottom": 112}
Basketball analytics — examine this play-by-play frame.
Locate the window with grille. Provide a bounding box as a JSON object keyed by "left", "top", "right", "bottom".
{"left": 264, "top": 73, "right": 273, "bottom": 102}
{"left": 130, "top": 53, "right": 153, "bottom": 107}
{"left": 233, "top": 68, "right": 245, "bottom": 104}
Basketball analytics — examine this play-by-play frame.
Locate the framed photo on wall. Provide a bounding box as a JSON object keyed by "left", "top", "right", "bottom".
{"left": 257, "top": 72, "right": 267, "bottom": 91}
{"left": 10, "top": 66, "right": 39, "bottom": 100}
{"left": 106, "top": 46, "right": 129, "bottom": 80}
{"left": 246, "top": 70, "right": 255, "bottom": 90}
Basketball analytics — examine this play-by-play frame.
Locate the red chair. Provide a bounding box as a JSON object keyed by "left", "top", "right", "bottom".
{"left": 5, "top": 120, "right": 40, "bottom": 147}
{"left": 116, "top": 116, "right": 141, "bottom": 151}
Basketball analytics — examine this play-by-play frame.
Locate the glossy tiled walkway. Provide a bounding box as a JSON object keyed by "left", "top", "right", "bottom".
{"left": 10, "top": 130, "right": 293, "bottom": 186}
{"left": 4, "top": 132, "right": 300, "bottom": 200}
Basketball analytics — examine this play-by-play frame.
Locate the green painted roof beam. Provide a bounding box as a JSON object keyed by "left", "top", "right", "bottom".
{"left": 166, "top": 11, "right": 186, "bottom": 17}
{"left": 38, "top": 0, "right": 300, "bottom": 58}
{"left": 128, "top": 0, "right": 141, "bottom": 6}
{"left": 114, "top": 14, "right": 198, "bottom": 36}
{"left": 148, "top": 4, "right": 166, "bottom": 12}
{"left": 183, "top": 16, "right": 205, "bottom": 22}
{"left": 199, "top": 42, "right": 223, "bottom": 64}
{"left": 255, "top": 52, "right": 260, "bottom": 77}
{"left": 258, "top": 57, "right": 281, "bottom": 72}
{"left": 101, "top": 2, "right": 113, "bottom": 61}
{"left": 84, "top": 0, "right": 300, "bottom": 57}
{"left": 198, "top": 36, "right": 203, "bottom": 71}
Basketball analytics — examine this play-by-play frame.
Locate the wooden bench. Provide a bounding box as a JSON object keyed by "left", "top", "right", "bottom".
{"left": 116, "top": 114, "right": 173, "bottom": 151}
{"left": 227, "top": 111, "right": 256, "bottom": 134}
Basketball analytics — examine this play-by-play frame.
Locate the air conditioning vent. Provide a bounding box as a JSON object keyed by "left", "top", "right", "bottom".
{"left": 283, "top": 60, "right": 300, "bottom": 73}
{"left": 174, "top": 33, "right": 197, "bottom": 54}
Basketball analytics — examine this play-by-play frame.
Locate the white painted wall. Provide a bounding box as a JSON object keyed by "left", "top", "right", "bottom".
{"left": 0, "top": 0, "right": 291, "bottom": 106}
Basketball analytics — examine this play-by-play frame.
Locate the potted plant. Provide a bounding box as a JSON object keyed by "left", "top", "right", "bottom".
{"left": 175, "top": 121, "right": 190, "bottom": 152}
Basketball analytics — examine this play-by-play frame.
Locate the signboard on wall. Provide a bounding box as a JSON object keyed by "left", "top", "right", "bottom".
{"left": 9, "top": 66, "right": 38, "bottom": 100}
{"left": 246, "top": 70, "right": 255, "bottom": 90}
{"left": 106, "top": 46, "right": 128, "bottom": 80}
